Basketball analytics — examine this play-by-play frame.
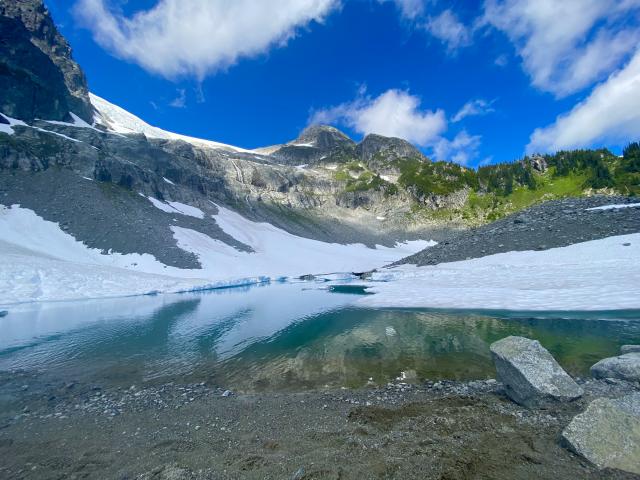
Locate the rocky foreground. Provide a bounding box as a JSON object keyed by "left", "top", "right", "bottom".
{"left": 0, "top": 348, "right": 639, "bottom": 480}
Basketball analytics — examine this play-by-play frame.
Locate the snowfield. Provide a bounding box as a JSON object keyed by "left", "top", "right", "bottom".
{"left": 0, "top": 204, "right": 431, "bottom": 305}
{"left": 359, "top": 233, "right": 640, "bottom": 311}
{"left": 1, "top": 201, "right": 638, "bottom": 310}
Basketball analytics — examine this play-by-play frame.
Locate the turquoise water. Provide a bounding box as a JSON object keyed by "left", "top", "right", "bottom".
{"left": 1, "top": 282, "right": 639, "bottom": 391}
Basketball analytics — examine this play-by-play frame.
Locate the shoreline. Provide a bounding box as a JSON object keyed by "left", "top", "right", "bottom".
{"left": 1, "top": 369, "right": 639, "bottom": 479}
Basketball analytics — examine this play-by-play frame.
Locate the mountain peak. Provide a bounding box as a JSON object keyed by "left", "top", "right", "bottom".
{"left": 293, "top": 124, "right": 355, "bottom": 149}
{"left": 357, "top": 133, "right": 427, "bottom": 163}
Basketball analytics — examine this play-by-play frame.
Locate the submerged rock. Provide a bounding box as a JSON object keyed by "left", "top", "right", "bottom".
{"left": 621, "top": 345, "right": 640, "bottom": 354}
{"left": 591, "top": 353, "right": 640, "bottom": 382}
{"left": 561, "top": 393, "right": 640, "bottom": 474}
{"left": 490, "top": 336, "right": 583, "bottom": 408}
{"left": 0, "top": 310, "right": 7, "bottom": 317}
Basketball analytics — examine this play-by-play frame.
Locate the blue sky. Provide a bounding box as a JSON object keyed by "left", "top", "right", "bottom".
{"left": 46, "top": 0, "right": 640, "bottom": 166}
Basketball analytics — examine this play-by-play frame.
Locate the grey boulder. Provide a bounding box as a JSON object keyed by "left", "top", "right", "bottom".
{"left": 591, "top": 353, "right": 640, "bottom": 382}
{"left": 490, "top": 336, "right": 583, "bottom": 408}
{"left": 621, "top": 345, "right": 640, "bottom": 354}
{"left": 561, "top": 393, "right": 640, "bottom": 474}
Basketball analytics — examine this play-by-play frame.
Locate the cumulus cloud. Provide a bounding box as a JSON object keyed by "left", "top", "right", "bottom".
{"left": 528, "top": 50, "right": 640, "bottom": 153}
{"left": 73, "top": 0, "right": 337, "bottom": 79}
{"left": 482, "top": 0, "right": 640, "bottom": 96}
{"left": 310, "top": 89, "right": 446, "bottom": 146}
{"left": 310, "top": 89, "right": 482, "bottom": 164}
{"left": 452, "top": 99, "right": 495, "bottom": 122}
{"left": 424, "top": 10, "right": 471, "bottom": 52}
{"left": 433, "top": 131, "right": 482, "bottom": 165}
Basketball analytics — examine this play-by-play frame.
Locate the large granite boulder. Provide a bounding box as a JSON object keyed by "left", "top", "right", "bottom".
{"left": 490, "top": 336, "right": 583, "bottom": 408}
{"left": 621, "top": 345, "right": 640, "bottom": 354}
{"left": 561, "top": 393, "right": 640, "bottom": 474}
{"left": 591, "top": 353, "right": 640, "bottom": 382}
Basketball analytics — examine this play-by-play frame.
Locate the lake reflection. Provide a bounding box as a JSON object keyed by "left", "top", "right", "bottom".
{"left": 1, "top": 282, "right": 639, "bottom": 391}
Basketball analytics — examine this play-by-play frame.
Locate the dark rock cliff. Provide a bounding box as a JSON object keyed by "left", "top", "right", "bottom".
{"left": 0, "top": 0, "right": 92, "bottom": 122}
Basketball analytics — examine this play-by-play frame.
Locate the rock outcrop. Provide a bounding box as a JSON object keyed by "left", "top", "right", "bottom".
{"left": 267, "top": 125, "right": 356, "bottom": 165}
{"left": 591, "top": 353, "right": 640, "bottom": 382}
{"left": 490, "top": 336, "right": 583, "bottom": 408}
{"left": 356, "top": 133, "right": 426, "bottom": 167}
{"left": 561, "top": 393, "right": 640, "bottom": 474}
{"left": 0, "top": 0, "right": 92, "bottom": 122}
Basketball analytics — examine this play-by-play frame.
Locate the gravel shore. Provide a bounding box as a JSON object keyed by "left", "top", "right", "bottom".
{"left": 1, "top": 371, "right": 639, "bottom": 479}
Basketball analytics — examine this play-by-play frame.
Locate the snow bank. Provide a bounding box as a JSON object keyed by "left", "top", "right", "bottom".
{"left": 172, "top": 203, "right": 432, "bottom": 279}
{"left": 0, "top": 204, "right": 431, "bottom": 305}
{"left": 360, "top": 234, "right": 640, "bottom": 311}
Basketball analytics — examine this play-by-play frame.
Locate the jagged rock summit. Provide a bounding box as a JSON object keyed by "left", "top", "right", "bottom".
{"left": 357, "top": 133, "right": 427, "bottom": 165}
{"left": 0, "top": 0, "right": 93, "bottom": 123}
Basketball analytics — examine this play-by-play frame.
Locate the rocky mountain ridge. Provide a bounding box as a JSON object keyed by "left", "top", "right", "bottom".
{"left": 1, "top": 0, "right": 639, "bottom": 269}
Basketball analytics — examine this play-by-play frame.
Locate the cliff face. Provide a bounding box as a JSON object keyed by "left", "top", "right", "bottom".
{"left": 0, "top": 0, "right": 92, "bottom": 122}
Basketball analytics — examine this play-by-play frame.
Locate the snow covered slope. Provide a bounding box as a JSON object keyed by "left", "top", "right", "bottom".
{"left": 360, "top": 234, "right": 640, "bottom": 311}
{"left": 90, "top": 93, "right": 250, "bottom": 153}
{"left": 0, "top": 203, "right": 431, "bottom": 305}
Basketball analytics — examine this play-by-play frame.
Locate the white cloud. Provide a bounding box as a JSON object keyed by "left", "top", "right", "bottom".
{"left": 494, "top": 54, "right": 508, "bottom": 67}
{"left": 482, "top": 0, "right": 640, "bottom": 96}
{"left": 74, "top": 0, "right": 337, "bottom": 79}
{"left": 528, "top": 49, "right": 640, "bottom": 153}
{"left": 452, "top": 99, "right": 494, "bottom": 122}
{"left": 169, "top": 89, "right": 186, "bottom": 108}
{"left": 433, "top": 131, "right": 481, "bottom": 165}
{"left": 384, "top": 0, "right": 426, "bottom": 20}
{"left": 311, "top": 89, "right": 446, "bottom": 146}
{"left": 311, "top": 89, "right": 482, "bottom": 164}
{"left": 424, "top": 9, "right": 471, "bottom": 52}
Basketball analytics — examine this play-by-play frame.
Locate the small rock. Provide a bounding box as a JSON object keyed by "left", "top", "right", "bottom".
{"left": 0, "top": 310, "right": 8, "bottom": 317}
{"left": 490, "top": 336, "right": 583, "bottom": 408}
{"left": 291, "top": 467, "right": 305, "bottom": 480}
{"left": 591, "top": 353, "right": 640, "bottom": 382}
{"left": 561, "top": 393, "right": 640, "bottom": 474}
{"left": 623, "top": 242, "right": 631, "bottom": 246}
{"left": 221, "top": 390, "right": 232, "bottom": 397}
{"left": 621, "top": 345, "right": 640, "bottom": 354}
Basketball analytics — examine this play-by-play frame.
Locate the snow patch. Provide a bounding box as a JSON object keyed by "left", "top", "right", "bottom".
{"left": 0, "top": 114, "right": 26, "bottom": 135}
{"left": 586, "top": 203, "right": 640, "bottom": 211}
{"left": 168, "top": 202, "right": 204, "bottom": 219}
{"left": 145, "top": 197, "right": 204, "bottom": 218}
{"left": 90, "top": 93, "right": 249, "bottom": 153}
{"left": 360, "top": 234, "right": 640, "bottom": 311}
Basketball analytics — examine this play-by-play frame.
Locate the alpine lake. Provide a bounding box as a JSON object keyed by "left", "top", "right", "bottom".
{"left": 1, "top": 280, "right": 639, "bottom": 392}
